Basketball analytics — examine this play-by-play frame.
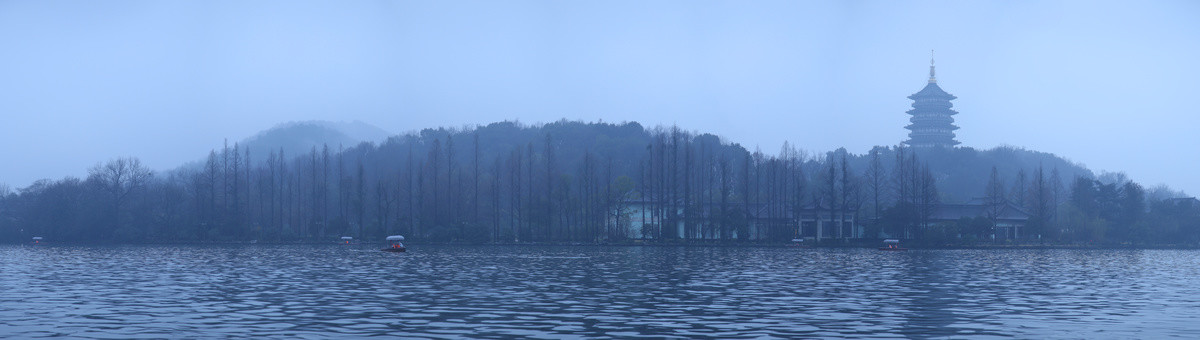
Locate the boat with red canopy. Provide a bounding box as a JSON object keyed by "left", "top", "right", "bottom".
{"left": 879, "top": 239, "right": 907, "bottom": 251}
{"left": 382, "top": 235, "right": 406, "bottom": 252}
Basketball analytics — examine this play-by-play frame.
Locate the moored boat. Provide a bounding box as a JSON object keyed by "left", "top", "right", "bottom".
{"left": 382, "top": 235, "right": 406, "bottom": 252}
{"left": 879, "top": 239, "right": 907, "bottom": 251}
{"left": 340, "top": 236, "right": 354, "bottom": 245}
{"left": 32, "top": 236, "right": 43, "bottom": 245}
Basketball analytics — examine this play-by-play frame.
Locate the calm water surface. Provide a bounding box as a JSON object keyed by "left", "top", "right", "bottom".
{"left": 2, "top": 245, "right": 1199, "bottom": 338}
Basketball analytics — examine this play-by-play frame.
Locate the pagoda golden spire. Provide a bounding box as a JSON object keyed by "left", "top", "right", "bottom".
{"left": 929, "top": 49, "right": 937, "bottom": 83}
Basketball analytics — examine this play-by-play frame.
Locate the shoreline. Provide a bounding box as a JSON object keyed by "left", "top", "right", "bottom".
{"left": 8, "top": 240, "right": 1200, "bottom": 250}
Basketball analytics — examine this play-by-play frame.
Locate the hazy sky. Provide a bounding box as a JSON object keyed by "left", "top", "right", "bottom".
{"left": 1, "top": 0, "right": 1198, "bottom": 195}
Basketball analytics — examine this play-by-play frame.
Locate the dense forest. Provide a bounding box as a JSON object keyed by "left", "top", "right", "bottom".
{"left": 1, "top": 120, "right": 1197, "bottom": 245}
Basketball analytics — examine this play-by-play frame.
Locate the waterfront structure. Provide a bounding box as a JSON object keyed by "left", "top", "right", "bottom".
{"left": 930, "top": 199, "right": 1031, "bottom": 240}
{"left": 619, "top": 200, "right": 859, "bottom": 241}
{"left": 904, "top": 54, "right": 960, "bottom": 148}
{"left": 618, "top": 197, "right": 1030, "bottom": 241}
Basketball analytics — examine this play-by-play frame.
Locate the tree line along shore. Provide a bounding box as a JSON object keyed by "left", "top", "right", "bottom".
{"left": 2, "top": 121, "right": 1196, "bottom": 246}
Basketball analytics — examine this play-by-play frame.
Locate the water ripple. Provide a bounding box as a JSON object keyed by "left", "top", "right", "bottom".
{"left": 3, "top": 245, "right": 1200, "bottom": 338}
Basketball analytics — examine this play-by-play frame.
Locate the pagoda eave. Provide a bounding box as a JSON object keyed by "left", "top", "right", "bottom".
{"left": 906, "top": 109, "right": 958, "bottom": 115}
{"left": 904, "top": 125, "right": 960, "bottom": 131}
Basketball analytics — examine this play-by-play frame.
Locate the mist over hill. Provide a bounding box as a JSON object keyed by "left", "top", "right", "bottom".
{"left": 173, "top": 120, "right": 392, "bottom": 172}
{"left": 241, "top": 120, "right": 392, "bottom": 162}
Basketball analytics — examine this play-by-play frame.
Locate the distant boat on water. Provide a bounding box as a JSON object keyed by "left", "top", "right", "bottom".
{"left": 382, "top": 235, "right": 406, "bottom": 252}
{"left": 340, "top": 236, "right": 355, "bottom": 245}
{"left": 32, "top": 236, "right": 43, "bottom": 245}
{"left": 879, "top": 239, "right": 907, "bottom": 251}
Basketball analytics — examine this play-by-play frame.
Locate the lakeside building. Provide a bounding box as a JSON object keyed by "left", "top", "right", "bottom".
{"left": 904, "top": 54, "right": 960, "bottom": 148}
{"left": 619, "top": 200, "right": 860, "bottom": 241}
{"left": 617, "top": 197, "right": 1031, "bottom": 242}
{"left": 929, "top": 199, "right": 1032, "bottom": 240}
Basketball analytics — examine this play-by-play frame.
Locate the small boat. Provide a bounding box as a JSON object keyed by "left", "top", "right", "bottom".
{"left": 382, "top": 235, "right": 406, "bottom": 252}
{"left": 879, "top": 239, "right": 908, "bottom": 251}
{"left": 32, "top": 236, "right": 44, "bottom": 245}
{"left": 340, "top": 236, "right": 355, "bottom": 245}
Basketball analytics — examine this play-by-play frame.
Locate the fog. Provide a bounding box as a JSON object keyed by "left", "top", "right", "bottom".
{"left": 0, "top": 0, "right": 1197, "bottom": 194}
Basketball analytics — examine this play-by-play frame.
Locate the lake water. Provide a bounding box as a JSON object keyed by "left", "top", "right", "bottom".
{"left": 2, "top": 245, "right": 1199, "bottom": 338}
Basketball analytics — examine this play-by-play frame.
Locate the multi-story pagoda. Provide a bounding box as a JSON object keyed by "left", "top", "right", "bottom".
{"left": 903, "top": 54, "right": 960, "bottom": 148}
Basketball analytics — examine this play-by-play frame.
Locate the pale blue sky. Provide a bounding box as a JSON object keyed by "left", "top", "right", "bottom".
{"left": 1, "top": 0, "right": 1198, "bottom": 194}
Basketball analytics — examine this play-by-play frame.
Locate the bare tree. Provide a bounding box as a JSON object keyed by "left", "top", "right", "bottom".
{"left": 88, "top": 157, "right": 153, "bottom": 236}
{"left": 916, "top": 164, "right": 939, "bottom": 238}
{"left": 277, "top": 148, "right": 287, "bottom": 238}
{"left": 862, "top": 147, "right": 886, "bottom": 238}
{"left": 321, "top": 144, "right": 331, "bottom": 237}
{"left": 509, "top": 148, "right": 523, "bottom": 242}
{"left": 355, "top": 159, "right": 366, "bottom": 238}
{"left": 1050, "top": 167, "right": 1064, "bottom": 236}
{"left": 375, "top": 179, "right": 392, "bottom": 238}
{"left": 865, "top": 147, "right": 885, "bottom": 219}
{"left": 309, "top": 146, "right": 319, "bottom": 238}
{"left": 429, "top": 138, "right": 441, "bottom": 229}
{"left": 492, "top": 155, "right": 503, "bottom": 241}
{"left": 405, "top": 142, "right": 415, "bottom": 238}
{"left": 267, "top": 149, "right": 279, "bottom": 238}
{"left": 839, "top": 151, "right": 857, "bottom": 240}
{"left": 984, "top": 166, "right": 1006, "bottom": 239}
{"left": 231, "top": 142, "right": 242, "bottom": 233}
{"left": 718, "top": 155, "right": 731, "bottom": 240}
{"left": 1011, "top": 169, "right": 1028, "bottom": 210}
{"left": 820, "top": 153, "right": 838, "bottom": 241}
{"left": 338, "top": 144, "right": 349, "bottom": 233}
{"left": 1031, "top": 165, "right": 1050, "bottom": 241}
{"left": 203, "top": 150, "right": 220, "bottom": 231}
{"left": 474, "top": 132, "right": 481, "bottom": 229}
{"left": 892, "top": 146, "right": 910, "bottom": 206}
{"left": 544, "top": 133, "right": 555, "bottom": 241}
{"left": 447, "top": 135, "right": 457, "bottom": 237}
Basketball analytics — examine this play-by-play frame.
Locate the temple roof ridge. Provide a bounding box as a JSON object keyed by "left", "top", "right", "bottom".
{"left": 908, "top": 82, "right": 957, "bottom": 100}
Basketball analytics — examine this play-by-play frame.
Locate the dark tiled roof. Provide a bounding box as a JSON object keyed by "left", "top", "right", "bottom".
{"left": 931, "top": 202, "right": 1030, "bottom": 221}
{"left": 908, "top": 82, "right": 957, "bottom": 100}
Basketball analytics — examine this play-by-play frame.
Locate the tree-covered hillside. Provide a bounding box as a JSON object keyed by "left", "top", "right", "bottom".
{"left": 0, "top": 120, "right": 1195, "bottom": 245}
{"left": 174, "top": 120, "right": 393, "bottom": 173}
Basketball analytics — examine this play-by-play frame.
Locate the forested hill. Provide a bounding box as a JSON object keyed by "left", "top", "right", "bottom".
{"left": 174, "top": 120, "right": 393, "bottom": 173}
{"left": 1, "top": 120, "right": 1191, "bottom": 244}
{"left": 246, "top": 120, "right": 1098, "bottom": 203}
{"left": 245, "top": 120, "right": 392, "bottom": 161}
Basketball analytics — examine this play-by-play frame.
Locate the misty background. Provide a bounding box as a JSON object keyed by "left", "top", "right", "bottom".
{"left": 0, "top": 0, "right": 1197, "bottom": 194}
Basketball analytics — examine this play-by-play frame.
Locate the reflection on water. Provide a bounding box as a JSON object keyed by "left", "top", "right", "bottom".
{"left": 2, "top": 245, "right": 1199, "bottom": 338}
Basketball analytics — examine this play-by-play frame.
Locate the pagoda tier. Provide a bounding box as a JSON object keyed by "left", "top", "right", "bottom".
{"left": 903, "top": 59, "right": 960, "bottom": 148}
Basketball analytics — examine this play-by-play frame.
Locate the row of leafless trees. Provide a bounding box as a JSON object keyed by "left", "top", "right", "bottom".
{"left": 13, "top": 122, "right": 1189, "bottom": 244}
{"left": 0, "top": 123, "right": 944, "bottom": 243}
